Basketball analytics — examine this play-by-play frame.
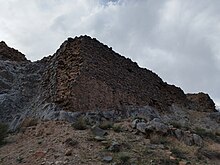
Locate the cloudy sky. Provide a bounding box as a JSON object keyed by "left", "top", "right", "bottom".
{"left": 0, "top": 0, "right": 220, "bottom": 106}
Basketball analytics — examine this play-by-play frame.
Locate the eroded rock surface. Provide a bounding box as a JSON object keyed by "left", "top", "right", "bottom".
{"left": 0, "top": 36, "right": 217, "bottom": 132}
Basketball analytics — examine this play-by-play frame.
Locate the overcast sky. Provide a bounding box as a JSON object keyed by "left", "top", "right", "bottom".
{"left": 0, "top": 0, "right": 220, "bottom": 106}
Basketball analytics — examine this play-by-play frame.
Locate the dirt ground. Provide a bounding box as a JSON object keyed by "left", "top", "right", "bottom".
{"left": 0, "top": 120, "right": 219, "bottom": 165}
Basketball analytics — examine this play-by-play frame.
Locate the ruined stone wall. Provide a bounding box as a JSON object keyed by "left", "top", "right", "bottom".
{"left": 41, "top": 36, "right": 188, "bottom": 112}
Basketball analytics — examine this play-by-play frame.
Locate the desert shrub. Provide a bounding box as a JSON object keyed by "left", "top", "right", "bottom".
{"left": 72, "top": 116, "right": 87, "bottom": 130}
{"left": 20, "top": 117, "right": 38, "bottom": 128}
{"left": 99, "top": 121, "right": 113, "bottom": 130}
{"left": 118, "top": 152, "right": 130, "bottom": 164}
{"left": 113, "top": 125, "right": 123, "bottom": 133}
{"left": 150, "top": 134, "right": 168, "bottom": 145}
{"left": 0, "top": 123, "right": 8, "bottom": 145}
{"left": 215, "top": 131, "right": 220, "bottom": 136}
{"left": 64, "top": 138, "right": 78, "bottom": 146}
{"left": 171, "top": 148, "right": 186, "bottom": 159}
{"left": 170, "top": 121, "right": 182, "bottom": 129}
{"left": 195, "top": 127, "right": 219, "bottom": 142}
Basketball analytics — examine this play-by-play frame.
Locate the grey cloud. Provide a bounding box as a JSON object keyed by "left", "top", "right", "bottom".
{"left": 0, "top": 0, "right": 220, "bottom": 105}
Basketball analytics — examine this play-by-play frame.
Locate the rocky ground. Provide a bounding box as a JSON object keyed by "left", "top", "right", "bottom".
{"left": 0, "top": 117, "right": 220, "bottom": 165}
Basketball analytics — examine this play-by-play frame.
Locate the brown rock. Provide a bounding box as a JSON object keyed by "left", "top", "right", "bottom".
{"left": 41, "top": 36, "right": 188, "bottom": 113}
{"left": 0, "top": 41, "right": 28, "bottom": 62}
{"left": 65, "top": 149, "right": 72, "bottom": 156}
{"left": 187, "top": 92, "right": 216, "bottom": 112}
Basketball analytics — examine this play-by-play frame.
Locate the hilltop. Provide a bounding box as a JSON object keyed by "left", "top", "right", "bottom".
{"left": 0, "top": 36, "right": 219, "bottom": 164}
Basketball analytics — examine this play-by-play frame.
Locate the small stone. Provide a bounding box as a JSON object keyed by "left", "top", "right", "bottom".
{"left": 102, "top": 156, "right": 113, "bottom": 163}
{"left": 55, "top": 161, "right": 64, "bottom": 165}
{"left": 91, "top": 125, "right": 107, "bottom": 137}
{"left": 174, "top": 129, "right": 183, "bottom": 140}
{"left": 33, "top": 151, "right": 46, "bottom": 158}
{"left": 192, "top": 134, "right": 203, "bottom": 147}
{"left": 136, "top": 122, "right": 147, "bottom": 133}
{"left": 108, "top": 141, "right": 120, "bottom": 152}
{"left": 65, "top": 149, "right": 72, "bottom": 156}
{"left": 54, "top": 154, "right": 60, "bottom": 159}
{"left": 131, "top": 119, "right": 140, "bottom": 129}
{"left": 179, "top": 160, "right": 191, "bottom": 165}
{"left": 183, "top": 133, "right": 194, "bottom": 146}
{"left": 170, "top": 156, "right": 176, "bottom": 160}
{"left": 94, "top": 136, "right": 106, "bottom": 141}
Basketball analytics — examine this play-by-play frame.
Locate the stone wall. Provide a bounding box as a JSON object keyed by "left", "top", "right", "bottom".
{"left": 41, "top": 36, "right": 188, "bottom": 112}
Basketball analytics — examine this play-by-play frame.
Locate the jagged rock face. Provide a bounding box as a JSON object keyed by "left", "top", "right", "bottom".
{"left": 0, "top": 41, "right": 27, "bottom": 62}
{"left": 41, "top": 36, "right": 188, "bottom": 112}
{"left": 0, "top": 60, "right": 45, "bottom": 123}
{"left": 0, "top": 42, "right": 46, "bottom": 123}
{"left": 187, "top": 92, "right": 216, "bottom": 112}
{"left": 0, "top": 36, "right": 217, "bottom": 127}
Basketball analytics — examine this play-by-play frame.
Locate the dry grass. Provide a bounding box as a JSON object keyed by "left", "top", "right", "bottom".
{"left": 0, "top": 119, "right": 218, "bottom": 165}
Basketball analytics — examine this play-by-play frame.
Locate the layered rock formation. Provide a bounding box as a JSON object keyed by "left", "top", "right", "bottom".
{"left": 187, "top": 92, "right": 216, "bottom": 112}
{"left": 0, "top": 41, "right": 27, "bottom": 62}
{"left": 0, "top": 36, "right": 217, "bottom": 129}
{"left": 41, "top": 36, "right": 188, "bottom": 112}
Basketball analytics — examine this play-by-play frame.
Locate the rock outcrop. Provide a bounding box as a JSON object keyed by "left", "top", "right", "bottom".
{"left": 0, "top": 35, "right": 217, "bottom": 131}
{"left": 187, "top": 92, "right": 216, "bottom": 112}
{"left": 0, "top": 41, "right": 27, "bottom": 62}
{"left": 41, "top": 36, "right": 188, "bottom": 113}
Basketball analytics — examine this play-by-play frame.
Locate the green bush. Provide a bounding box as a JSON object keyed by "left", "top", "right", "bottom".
{"left": 71, "top": 116, "right": 87, "bottom": 130}
{"left": 170, "top": 148, "right": 186, "bottom": 159}
{"left": 150, "top": 134, "right": 168, "bottom": 145}
{"left": 113, "top": 125, "right": 123, "bottom": 133}
{"left": 195, "top": 127, "right": 220, "bottom": 142}
{"left": 170, "top": 121, "right": 182, "bottom": 129}
{"left": 118, "top": 152, "right": 130, "bottom": 163}
{"left": 99, "top": 121, "right": 113, "bottom": 130}
{"left": 20, "top": 118, "right": 38, "bottom": 128}
{"left": 0, "top": 123, "right": 8, "bottom": 145}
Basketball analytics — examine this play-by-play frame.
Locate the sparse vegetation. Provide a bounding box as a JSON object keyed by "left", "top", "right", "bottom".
{"left": 113, "top": 125, "right": 123, "bottom": 133}
{"left": 150, "top": 134, "right": 168, "bottom": 145}
{"left": 16, "top": 156, "right": 23, "bottom": 163}
{"left": 71, "top": 116, "right": 87, "bottom": 130}
{"left": 195, "top": 127, "right": 220, "bottom": 142}
{"left": 171, "top": 148, "right": 186, "bottom": 159}
{"left": 170, "top": 121, "right": 182, "bottom": 129}
{"left": 99, "top": 121, "right": 113, "bottom": 130}
{"left": 64, "top": 138, "right": 78, "bottom": 146}
{"left": 118, "top": 152, "right": 130, "bottom": 164}
{"left": 20, "top": 117, "right": 38, "bottom": 128}
{"left": 0, "top": 123, "right": 8, "bottom": 145}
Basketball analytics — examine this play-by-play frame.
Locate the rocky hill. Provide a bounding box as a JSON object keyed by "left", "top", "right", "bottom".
{"left": 41, "top": 36, "right": 189, "bottom": 112}
{"left": 0, "top": 35, "right": 220, "bottom": 164}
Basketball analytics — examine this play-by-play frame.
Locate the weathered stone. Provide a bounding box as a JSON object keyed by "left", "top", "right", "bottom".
{"left": 0, "top": 36, "right": 218, "bottom": 136}
{"left": 209, "top": 112, "right": 220, "bottom": 123}
{"left": 65, "top": 149, "right": 72, "bottom": 156}
{"left": 0, "top": 41, "right": 28, "bottom": 62}
{"left": 146, "top": 118, "right": 169, "bottom": 134}
{"left": 192, "top": 134, "right": 203, "bottom": 147}
{"left": 174, "top": 129, "right": 183, "bottom": 140}
{"left": 102, "top": 156, "right": 113, "bottom": 163}
{"left": 91, "top": 125, "right": 107, "bottom": 137}
{"left": 108, "top": 141, "right": 120, "bottom": 152}
{"left": 183, "top": 133, "right": 194, "bottom": 146}
{"left": 187, "top": 92, "right": 216, "bottom": 112}
{"left": 131, "top": 119, "right": 140, "bottom": 129}
{"left": 94, "top": 136, "right": 106, "bottom": 141}
{"left": 136, "top": 122, "right": 147, "bottom": 133}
